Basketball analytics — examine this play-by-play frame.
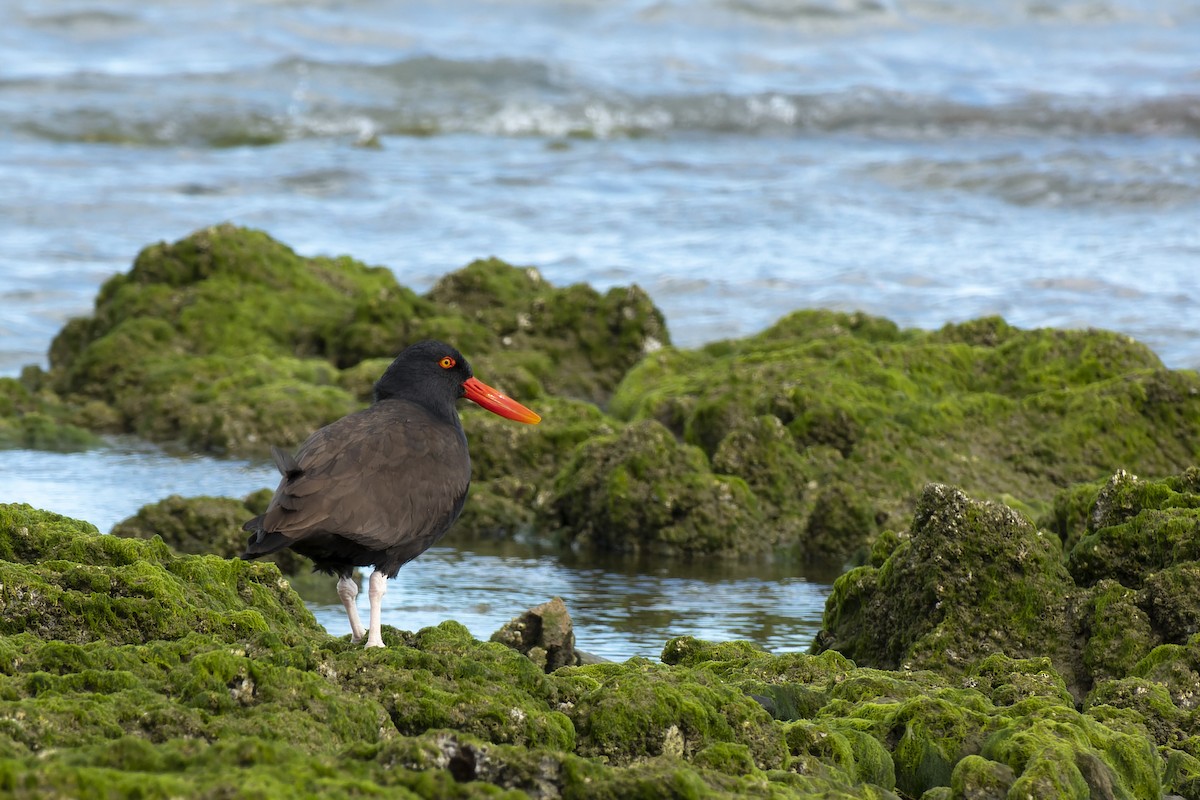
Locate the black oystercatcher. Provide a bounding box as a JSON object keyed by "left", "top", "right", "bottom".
{"left": 241, "top": 340, "right": 540, "bottom": 648}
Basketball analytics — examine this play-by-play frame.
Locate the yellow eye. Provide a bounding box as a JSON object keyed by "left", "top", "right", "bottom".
{"left": 439, "top": 356, "right": 456, "bottom": 369}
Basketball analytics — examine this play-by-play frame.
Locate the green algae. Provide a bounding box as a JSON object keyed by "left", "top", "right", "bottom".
{"left": 0, "top": 375, "right": 100, "bottom": 451}
{"left": 656, "top": 634, "right": 1163, "bottom": 800}
{"left": 556, "top": 657, "right": 787, "bottom": 768}
{"left": 1068, "top": 481, "right": 1200, "bottom": 591}
{"left": 451, "top": 395, "right": 622, "bottom": 541}
{"left": 1080, "top": 580, "right": 1158, "bottom": 684}
{"left": 335, "top": 622, "right": 577, "bottom": 752}
{"left": 15, "top": 226, "right": 1200, "bottom": 564}
{"left": 7, "top": 222, "right": 1200, "bottom": 794}
{"left": 813, "top": 484, "right": 1080, "bottom": 690}
{"left": 549, "top": 419, "right": 766, "bottom": 556}
{"left": 0, "top": 504, "right": 320, "bottom": 647}
{"left": 0, "top": 499, "right": 1181, "bottom": 798}
{"left": 426, "top": 258, "right": 669, "bottom": 405}
{"left": 812, "top": 471, "right": 1200, "bottom": 797}
{"left": 111, "top": 492, "right": 308, "bottom": 575}
{"left": 948, "top": 753, "right": 1014, "bottom": 798}
{"left": 606, "top": 310, "right": 1200, "bottom": 562}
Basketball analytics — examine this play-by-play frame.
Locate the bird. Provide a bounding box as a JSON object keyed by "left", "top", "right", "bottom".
{"left": 240, "top": 339, "right": 541, "bottom": 648}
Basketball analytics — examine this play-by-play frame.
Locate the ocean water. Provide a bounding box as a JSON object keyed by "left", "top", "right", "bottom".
{"left": 2, "top": 0, "right": 1198, "bottom": 658}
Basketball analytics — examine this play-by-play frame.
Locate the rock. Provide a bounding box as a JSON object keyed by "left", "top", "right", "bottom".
{"left": 659, "top": 637, "right": 1161, "bottom": 800}
{"left": 1067, "top": 469, "right": 1200, "bottom": 590}
{"left": 813, "top": 483, "right": 1080, "bottom": 692}
{"left": 0, "top": 500, "right": 1179, "bottom": 799}
{"left": 427, "top": 258, "right": 669, "bottom": 405}
{"left": 0, "top": 502, "right": 321, "bottom": 646}
{"left": 0, "top": 375, "right": 99, "bottom": 451}
{"left": 111, "top": 492, "right": 307, "bottom": 576}
{"left": 490, "top": 596, "right": 584, "bottom": 672}
{"left": 19, "top": 227, "right": 1200, "bottom": 565}
{"left": 548, "top": 418, "right": 767, "bottom": 557}
{"left": 607, "top": 310, "right": 1200, "bottom": 562}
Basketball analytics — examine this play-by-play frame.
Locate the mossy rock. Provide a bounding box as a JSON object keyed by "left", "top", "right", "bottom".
{"left": 464, "top": 395, "right": 620, "bottom": 486}
{"left": 706, "top": 414, "right": 877, "bottom": 563}
{"left": 0, "top": 375, "right": 100, "bottom": 451}
{"left": 110, "top": 493, "right": 308, "bottom": 576}
{"left": 45, "top": 225, "right": 667, "bottom": 457}
{"left": 1038, "top": 475, "right": 1108, "bottom": 554}
{"left": 0, "top": 503, "right": 1171, "bottom": 799}
{"left": 963, "top": 654, "right": 1075, "bottom": 708}
{"left": 554, "top": 657, "right": 787, "bottom": 769}
{"left": 548, "top": 419, "right": 767, "bottom": 557}
{"left": 656, "top": 635, "right": 1160, "bottom": 800}
{"left": 981, "top": 711, "right": 1160, "bottom": 800}
{"left": 1078, "top": 580, "right": 1158, "bottom": 685}
{"left": 783, "top": 719, "right": 897, "bottom": 790}
{"left": 333, "top": 621, "right": 578, "bottom": 751}
{"left": 813, "top": 484, "right": 1080, "bottom": 692}
{"left": 1085, "top": 676, "right": 1189, "bottom": 750}
{"left": 0, "top": 503, "right": 321, "bottom": 647}
{"left": 608, "top": 311, "right": 1200, "bottom": 561}
{"left": 1067, "top": 469, "right": 1200, "bottom": 590}
{"left": 1142, "top": 562, "right": 1200, "bottom": 644}
{"left": 1163, "top": 748, "right": 1200, "bottom": 800}
{"left": 428, "top": 258, "right": 670, "bottom": 405}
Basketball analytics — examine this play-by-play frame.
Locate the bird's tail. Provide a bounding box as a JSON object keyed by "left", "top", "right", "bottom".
{"left": 240, "top": 515, "right": 292, "bottom": 560}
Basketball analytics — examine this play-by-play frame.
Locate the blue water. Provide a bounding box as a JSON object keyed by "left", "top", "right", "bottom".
{"left": 2, "top": 0, "right": 1199, "bottom": 658}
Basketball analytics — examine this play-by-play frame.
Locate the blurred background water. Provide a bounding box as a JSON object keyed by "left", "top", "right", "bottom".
{"left": 2, "top": 0, "right": 1198, "bottom": 658}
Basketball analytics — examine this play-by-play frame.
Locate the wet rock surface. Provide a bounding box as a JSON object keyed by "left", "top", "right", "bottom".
{"left": 490, "top": 596, "right": 606, "bottom": 672}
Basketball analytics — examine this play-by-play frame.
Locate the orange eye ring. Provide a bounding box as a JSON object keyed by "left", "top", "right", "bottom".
{"left": 439, "top": 356, "right": 456, "bottom": 369}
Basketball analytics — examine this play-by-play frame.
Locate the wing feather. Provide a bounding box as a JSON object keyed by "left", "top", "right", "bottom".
{"left": 253, "top": 401, "right": 470, "bottom": 553}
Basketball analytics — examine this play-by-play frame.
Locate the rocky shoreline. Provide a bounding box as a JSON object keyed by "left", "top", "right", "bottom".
{"left": 2, "top": 225, "right": 1200, "bottom": 797}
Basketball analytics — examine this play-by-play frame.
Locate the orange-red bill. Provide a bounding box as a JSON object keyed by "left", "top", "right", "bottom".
{"left": 463, "top": 377, "right": 541, "bottom": 424}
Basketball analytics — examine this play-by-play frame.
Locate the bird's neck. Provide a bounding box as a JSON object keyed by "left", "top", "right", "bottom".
{"left": 374, "top": 392, "right": 462, "bottom": 429}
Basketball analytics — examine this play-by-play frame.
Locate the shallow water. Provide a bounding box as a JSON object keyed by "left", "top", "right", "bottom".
{"left": 3, "top": 0, "right": 1199, "bottom": 657}
{"left": 308, "top": 541, "right": 835, "bottom": 661}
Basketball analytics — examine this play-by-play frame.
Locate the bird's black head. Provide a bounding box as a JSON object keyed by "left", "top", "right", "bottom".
{"left": 374, "top": 340, "right": 473, "bottom": 411}
{"left": 373, "top": 340, "right": 542, "bottom": 426}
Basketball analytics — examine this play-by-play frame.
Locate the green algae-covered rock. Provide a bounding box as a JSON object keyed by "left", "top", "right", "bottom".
{"left": 555, "top": 657, "right": 788, "bottom": 768}
{"left": 0, "top": 500, "right": 1180, "bottom": 799}
{"left": 607, "top": 310, "right": 1200, "bottom": 562}
{"left": 427, "top": 258, "right": 669, "bottom": 405}
{"left": 111, "top": 492, "right": 308, "bottom": 575}
{"left": 0, "top": 503, "right": 320, "bottom": 646}
{"left": 1056, "top": 469, "right": 1200, "bottom": 700}
{"left": 1079, "top": 579, "right": 1158, "bottom": 685}
{"left": 813, "top": 483, "right": 1080, "bottom": 689}
{"left": 549, "top": 419, "right": 766, "bottom": 556}
{"left": 451, "top": 395, "right": 623, "bottom": 541}
{"left": 948, "top": 754, "right": 1015, "bottom": 799}
{"left": 45, "top": 225, "right": 666, "bottom": 458}
{"left": 335, "top": 621, "right": 577, "bottom": 751}
{"left": 1067, "top": 468, "right": 1200, "bottom": 590}
{"left": 1038, "top": 474, "right": 1109, "bottom": 554}
{"left": 0, "top": 374, "right": 100, "bottom": 451}
{"left": 661, "top": 636, "right": 1161, "bottom": 800}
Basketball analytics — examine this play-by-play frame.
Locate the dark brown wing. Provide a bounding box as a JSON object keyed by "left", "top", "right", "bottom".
{"left": 248, "top": 400, "right": 470, "bottom": 554}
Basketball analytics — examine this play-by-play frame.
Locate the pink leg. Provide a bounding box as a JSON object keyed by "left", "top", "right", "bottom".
{"left": 337, "top": 575, "right": 366, "bottom": 643}
{"left": 364, "top": 569, "right": 387, "bottom": 648}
